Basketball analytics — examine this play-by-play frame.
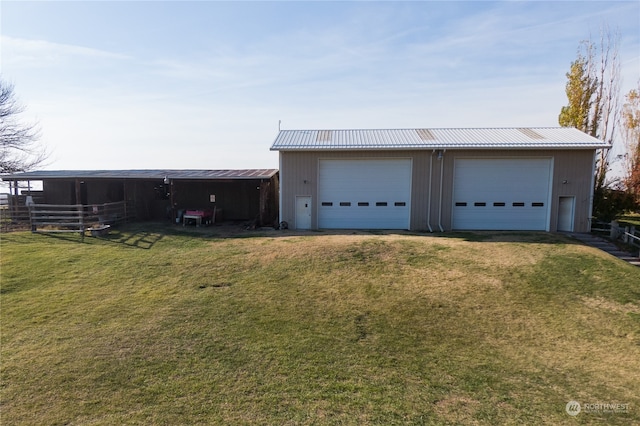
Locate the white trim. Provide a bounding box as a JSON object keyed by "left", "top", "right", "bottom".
{"left": 558, "top": 196, "right": 576, "bottom": 232}
{"left": 438, "top": 150, "right": 446, "bottom": 232}
{"left": 278, "top": 152, "right": 283, "bottom": 226}
{"left": 295, "top": 195, "right": 312, "bottom": 230}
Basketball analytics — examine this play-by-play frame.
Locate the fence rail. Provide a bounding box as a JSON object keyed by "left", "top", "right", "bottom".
{"left": 592, "top": 220, "right": 640, "bottom": 251}
{"left": 1, "top": 199, "right": 134, "bottom": 235}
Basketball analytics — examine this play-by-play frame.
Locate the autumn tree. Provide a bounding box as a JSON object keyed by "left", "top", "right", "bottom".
{"left": 621, "top": 82, "right": 640, "bottom": 203}
{"left": 559, "top": 28, "right": 622, "bottom": 220}
{"left": 0, "top": 78, "right": 48, "bottom": 174}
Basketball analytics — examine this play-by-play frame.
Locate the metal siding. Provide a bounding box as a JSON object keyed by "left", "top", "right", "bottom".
{"left": 441, "top": 150, "right": 595, "bottom": 232}
{"left": 550, "top": 150, "right": 594, "bottom": 232}
{"left": 280, "top": 152, "right": 317, "bottom": 229}
{"left": 281, "top": 150, "right": 431, "bottom": 230}
{"left": 279, "top": 148, "right": 596, "bottom": 232}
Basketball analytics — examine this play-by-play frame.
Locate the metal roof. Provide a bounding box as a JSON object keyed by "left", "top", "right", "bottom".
{"left": 1, "top": 169, "right": 279, "bottom": 181}
{"left": 270, "top": 128, "right": 607, "bottom": 150}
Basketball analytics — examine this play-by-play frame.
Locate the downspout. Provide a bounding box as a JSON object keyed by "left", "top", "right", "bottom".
{"left": 438, "top": 150, "right": 446, "bottom": 232}
{"left": 587, "top": 149, "right": 597, "bottom": 231}
{"left": 427, "top": 150, "right": 435, "bottom": 232}
{"left": 278, "top": 151, "right": 283, "bottom": 227}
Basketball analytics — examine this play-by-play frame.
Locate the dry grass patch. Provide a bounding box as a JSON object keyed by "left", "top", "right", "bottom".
{"left": 1, "top": 225, "right": 639, "bottom": 424}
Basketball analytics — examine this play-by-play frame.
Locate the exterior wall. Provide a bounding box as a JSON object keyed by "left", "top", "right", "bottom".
{"left": 43, "top": 180, "right": 75, "bottom": 204}
{"left": 41, "top": 175, "right": 279, "bottom": 225}
{"left": 172, "top": 176, "right": 279, "bottom": 224}
{"left": 279, "top": 150, "right": 433, "bottom": 230}
{"left": 280, "top": 149, "right": 596, "bottom": 232}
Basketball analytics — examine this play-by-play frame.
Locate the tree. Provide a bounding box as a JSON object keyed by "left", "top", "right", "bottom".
{"left": 0, "top": 78, "right": 48, "bottom": 174}
{"left": 558, "top": 51, "right": 597, "bottom": 132}
{"left": 558, "top": 28, "right": 622, "bottom": 220}
{"left": 621, "top": 82, "right": 640, "bottom": 204}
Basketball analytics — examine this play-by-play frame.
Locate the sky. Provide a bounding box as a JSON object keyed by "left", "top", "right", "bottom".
{"left": 1, "top": 0, "right": 639, "bottom": 174}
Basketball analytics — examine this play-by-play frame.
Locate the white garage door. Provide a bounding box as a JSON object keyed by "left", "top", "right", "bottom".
{"left": 452, "top": 158, "right": 552, "bottom": 231}
{"left": 318, "top": 159, "right": 412, "bottom": 229}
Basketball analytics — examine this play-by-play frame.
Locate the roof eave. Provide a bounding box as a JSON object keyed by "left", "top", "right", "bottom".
{"left": 271, "top": 144, "right": 610, "bottom": 151}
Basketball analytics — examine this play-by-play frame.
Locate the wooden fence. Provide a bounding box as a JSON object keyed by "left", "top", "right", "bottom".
{"left": 1, "top": 199, "right": 134, "bottom": 236}
{"left": 592, "top": 220, "right": 640, "bottom": 251}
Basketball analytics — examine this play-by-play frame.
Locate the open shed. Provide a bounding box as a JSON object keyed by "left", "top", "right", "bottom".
{"left": 1, "top": 169, "right": 279, "bottom": 226}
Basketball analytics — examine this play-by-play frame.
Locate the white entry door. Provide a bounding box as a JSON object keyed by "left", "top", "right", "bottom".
{"left": 296, "top": 196, "right": 312, "bottom": 229}
{"left": 558, "top": 196, "right": 575, "bottom": 232}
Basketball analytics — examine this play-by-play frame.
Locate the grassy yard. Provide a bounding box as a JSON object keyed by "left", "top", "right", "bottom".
{"left": 1, "top": 224, "right": 639, "bottom": 425}
{"left": 618, "top": 212, "right": 640, "bottom": 227}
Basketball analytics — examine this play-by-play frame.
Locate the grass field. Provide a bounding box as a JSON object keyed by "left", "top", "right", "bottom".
{"left": 1, "top": 224, "right": 639, "bottom": 425}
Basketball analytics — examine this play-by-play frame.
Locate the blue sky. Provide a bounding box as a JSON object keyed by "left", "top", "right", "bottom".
{"left": 1, "top": 1, "right": 639, "bottom": 171}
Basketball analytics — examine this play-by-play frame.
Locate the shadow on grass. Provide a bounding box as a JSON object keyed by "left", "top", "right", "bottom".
{"left": 1, "top": 225, "right": 166, "bottom": 250}
{"left": 2, "top": 221, "right": 584, "bottom": 248}
{"left": 101, "top": 228, "right": 164, "bottom": 249}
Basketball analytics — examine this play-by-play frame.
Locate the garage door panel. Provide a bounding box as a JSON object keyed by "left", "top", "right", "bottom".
{"left": 319, "top": 159, "right": 411, "bottom": 229}
{"left": 453, "top": 158, "right": 551, "bottom": 231}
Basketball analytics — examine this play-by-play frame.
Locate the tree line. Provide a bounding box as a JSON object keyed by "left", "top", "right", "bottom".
{"left": 558, "top": 27, "right": 640, "bottom": 220}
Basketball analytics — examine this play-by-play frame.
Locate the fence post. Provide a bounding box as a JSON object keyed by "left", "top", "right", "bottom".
{"left": 610, "top": 221, "right": 619, "bottom": 239}
{"left": 28, "top": 205, "right": 36, "bottom": 232}
{"left": 623, "top": 226, "right": 629, "bottom": 244}
{"left": 79, "top": 204, "right": 85, "bottom": 242}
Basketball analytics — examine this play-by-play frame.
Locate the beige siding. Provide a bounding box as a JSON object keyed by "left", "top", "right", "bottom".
{"left": 280, "top": 149, "right": 596, "bottom": 232}
{"left": 439, "top": 150, "right": 595, "bottom": 232}
{"left": 280, "top": 150, "right": 433, "bottom": 229}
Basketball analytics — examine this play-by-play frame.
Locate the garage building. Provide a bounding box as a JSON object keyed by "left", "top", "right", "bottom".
{"left": 270, "top": 128, "right": 606, "bottom": 232}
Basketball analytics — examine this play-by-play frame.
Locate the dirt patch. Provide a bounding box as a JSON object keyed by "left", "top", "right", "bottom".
{"left": 581, "top": 296, "right": 640, "bottom": 314}
{"left": 434, "top": 395, "right": 481, "bottom": 419}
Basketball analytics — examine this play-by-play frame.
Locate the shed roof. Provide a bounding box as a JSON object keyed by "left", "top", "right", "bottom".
{"left": 270, "top": 128, "right": 607, "bottom": 150}
{"left": 1, "top": 169, "right": 278, "bottom": 181}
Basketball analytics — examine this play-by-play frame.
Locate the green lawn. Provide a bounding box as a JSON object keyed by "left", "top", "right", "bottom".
{"left": 618, "top": 213, "right": 640, "bottom": 227}
{"left": 1, "top": 224, "right": 639, "bottom": 425}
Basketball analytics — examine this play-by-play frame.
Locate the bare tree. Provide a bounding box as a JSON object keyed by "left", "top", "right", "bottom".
{"left": 592, "top": 27, "right": 621, "bottom": 188}
{"left": 621, "top": 82, "right": 640, "bottom": 202}
{"left": 0, "top": 78, "right": 48, "bottom": 173}
{"left": 558, "top": 27, "right": 623, "bottom": 219}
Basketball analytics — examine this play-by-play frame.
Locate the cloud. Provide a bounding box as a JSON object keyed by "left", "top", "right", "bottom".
{"left": 0, "top": 35, "right": 129, "bottom": 68}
